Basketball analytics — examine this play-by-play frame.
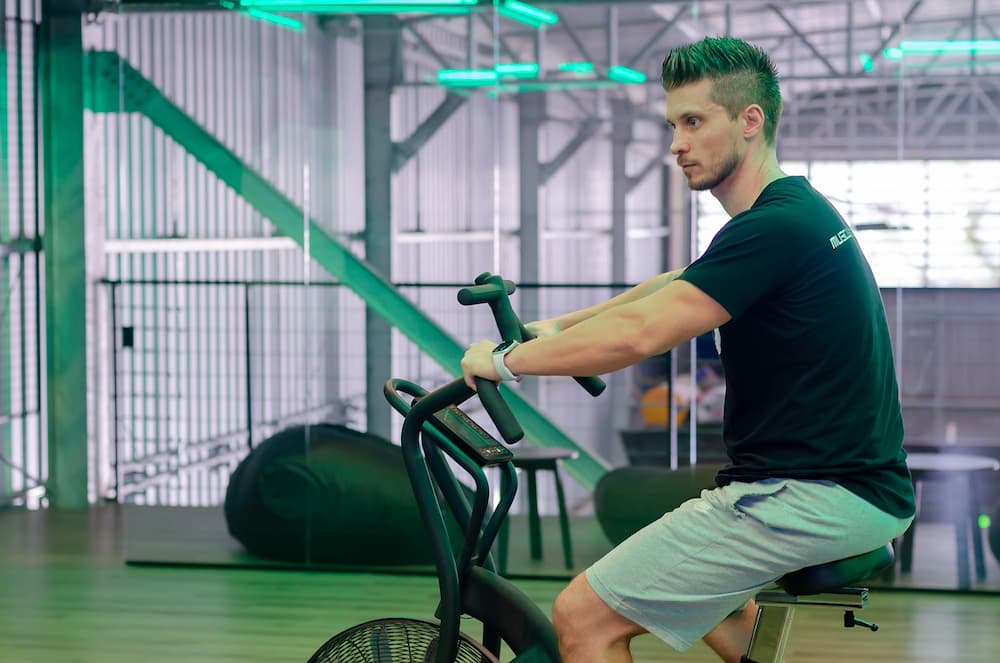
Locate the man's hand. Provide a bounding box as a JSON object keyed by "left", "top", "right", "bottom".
{"left": 525, "top": 319, "right": 561, "bottom": 339}
{"left": 461, "top": 339, "right": 501, "bottom": 389}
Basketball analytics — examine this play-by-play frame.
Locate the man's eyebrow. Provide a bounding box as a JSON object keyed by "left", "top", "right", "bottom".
{"left": 665, "top": 111, "right": 696, "bottom": 125}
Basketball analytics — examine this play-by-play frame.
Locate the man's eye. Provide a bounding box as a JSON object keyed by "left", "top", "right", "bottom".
{"left": 687, "top": 117, "right": 701, "bottom": 127}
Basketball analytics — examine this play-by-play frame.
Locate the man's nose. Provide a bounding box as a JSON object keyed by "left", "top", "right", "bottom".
{"left": 670, "top": 134, "right": 687, "bottom": 156}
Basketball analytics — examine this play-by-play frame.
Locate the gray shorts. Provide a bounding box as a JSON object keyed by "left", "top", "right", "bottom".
{"left": 585, "top": 478, "right": 913, "bottom": 652}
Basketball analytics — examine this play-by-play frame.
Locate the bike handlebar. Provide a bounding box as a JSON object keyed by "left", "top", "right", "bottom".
{"left": 457, "top": 272, "right": 606, "bottom": 443}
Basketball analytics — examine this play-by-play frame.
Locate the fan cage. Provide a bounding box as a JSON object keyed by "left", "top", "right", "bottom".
{"left": 309, "top": 617, "right": 499, "bottom": 663}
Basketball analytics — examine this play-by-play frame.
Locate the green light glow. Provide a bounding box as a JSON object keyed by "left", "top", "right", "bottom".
{"left": 495, "top": 62, "right": 540, "bottom": 79}
{"left": 858, "top": 52, "right": 873, "bottom": 71}
{"left": 980, "top": 514, "right": 992, "bottom": 529}
{"left": 497, "top": 0, "right": 559, "bottom": 29}
{"left": 884, "top": 47, "right": 903, "bottom": 60}
{"left": 607, "top": 65, "right": 646, "bottom": 84}
{"left": 559, "top": 61, "right": 595, "bottom": 74}
{"left": 437, "top": 68, "right": 498, "bottom": 87}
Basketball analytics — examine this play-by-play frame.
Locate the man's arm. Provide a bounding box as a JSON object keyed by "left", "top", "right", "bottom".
{"left": 461, "top": 279, "right": 730, "bottom": 386}
{"left": 531, "top": 268, "right": 687, "bottom": 336}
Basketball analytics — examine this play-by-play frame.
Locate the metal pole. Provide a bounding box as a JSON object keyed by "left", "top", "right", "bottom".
{"left": 244, "top": 283, "right": 254, "bottom": 450}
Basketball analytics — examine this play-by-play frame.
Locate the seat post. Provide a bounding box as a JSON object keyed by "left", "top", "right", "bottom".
{"left": 741, "top": 604, "right": 795, "bottom": 663}
{"left": 741, "top": 543, "right": 892, "bottom": 663}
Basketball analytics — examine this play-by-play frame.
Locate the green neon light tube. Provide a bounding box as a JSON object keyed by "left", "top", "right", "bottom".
{"left": 899, "top": 39, "right": 1000, "bottom": 53}
{"left": 240, "top": 0, "right": 477, "bottom": 13}
{"left": 559, "top": 61, "right": 594, "bottom": 74}
{"left": 495, "top": 62, "right": 540, "bottom": 78}
{"left": 221, "top": 1, "right": 305, "bottom": 30}
{"left": 858, "top": 52, "right": 873, "bottom": 71}
{"left": 437, "top": 68, "right": 499, "bottom": 86}
{"left": 884, "top": 39, "right": 1000, "bottom": 61}
{"left": 289, "top": 4, "right": 471, "bottom": 12}
{"left": 607, "top": 65, "right": 646, "bottom": 84}
{"left": 242, "top": 0, "right": 477, "bottom": 7}
{"left": 244, "top": 8, "right": 305, "bottom": 29}
{"left": 487, "top": 80, "right": 620, "bottom": 96}
{"left": 497, "top": 0, "right": 558, "bottom": 29}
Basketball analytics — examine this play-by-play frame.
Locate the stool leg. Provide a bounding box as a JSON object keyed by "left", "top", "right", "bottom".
{"left": 526, "top": 469, "right": 542, "bottom": 561}
{"left": 955, "top": 506, "right": 971, "bottom": 590}
{"left": 900, "top": 477, "right": 920, "bottom": 574}
{"left": 899, "top": 522, "right": 915, "bottom": 573}
{"left": 968, "top": 474, "right": 986, "bottom": 581}
{"left": 552, "top": 462, "right": 574, "bottom": 569}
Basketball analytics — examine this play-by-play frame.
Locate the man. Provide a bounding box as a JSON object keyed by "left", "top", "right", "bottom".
{"left": 461, "top": 37, "right": 915, "bottom": 663}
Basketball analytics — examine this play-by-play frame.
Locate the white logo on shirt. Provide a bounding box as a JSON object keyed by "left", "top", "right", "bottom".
{"left": 829, "top": 228, "right": 853, "bottom": 249}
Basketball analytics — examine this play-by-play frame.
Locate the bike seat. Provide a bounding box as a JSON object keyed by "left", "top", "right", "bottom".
{"left": 776, "top": 544, "right": 894, "bottom": 596}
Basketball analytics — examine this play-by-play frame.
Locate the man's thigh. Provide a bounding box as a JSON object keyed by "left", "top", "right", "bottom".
{"left": 584, "top": 479, "right": 910, "bottom": 652}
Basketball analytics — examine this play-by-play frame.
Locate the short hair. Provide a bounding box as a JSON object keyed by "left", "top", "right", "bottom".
{"left": 660, "top": 37, "right": 782, "bottom": 145}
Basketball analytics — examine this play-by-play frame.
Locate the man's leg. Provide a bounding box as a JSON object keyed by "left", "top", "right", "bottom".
{"left": 552, "top": 573, "right": 646, "bottom": 663}
{"left": 702, "top": 599, "right": 758, "bottom": 663}
{"left": 554, "top": 574, "right": 757, "bottom": 663}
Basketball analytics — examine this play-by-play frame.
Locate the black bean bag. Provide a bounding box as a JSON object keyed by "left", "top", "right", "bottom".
{"left": 593, "top": 464, "right": 723, "bottom": 545}
{"left": 224, "top": 423, "right": 464, "bottom": 565}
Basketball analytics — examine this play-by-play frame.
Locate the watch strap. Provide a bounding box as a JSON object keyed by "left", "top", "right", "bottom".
{"left": 492, "top": 341, "right": 521, "bottom": 382}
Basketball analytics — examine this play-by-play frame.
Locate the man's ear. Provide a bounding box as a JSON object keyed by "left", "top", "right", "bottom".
{"left": 742, "top": 104, "right": 766, "bottom": 140}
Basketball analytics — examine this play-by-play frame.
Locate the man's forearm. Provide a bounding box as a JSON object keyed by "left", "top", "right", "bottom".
{"left": 555, "top": 268, "right": 686, "bottom": 331}
{"left": 506, "top": 276, "right": 725, "bottom": 379}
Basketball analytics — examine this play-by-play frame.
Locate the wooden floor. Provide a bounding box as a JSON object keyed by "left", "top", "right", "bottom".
{"left": 1, "top": 506, "right": 998, "bottom": 662}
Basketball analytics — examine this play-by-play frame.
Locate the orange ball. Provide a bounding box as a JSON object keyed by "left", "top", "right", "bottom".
{"left": 639, "top": 383, "right": 689, "bottom": 427}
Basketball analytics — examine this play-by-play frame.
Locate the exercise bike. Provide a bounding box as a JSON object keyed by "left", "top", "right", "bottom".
{"left": 308, "top": 272, "right": 600, "bottom": 663}
{"left": 308, "top": 272, "right": 896, "bottom": 663}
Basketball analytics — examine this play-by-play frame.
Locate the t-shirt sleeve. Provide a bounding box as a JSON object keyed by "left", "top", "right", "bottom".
{"left": 678, "top": 211, "right": 806, "bottom": 319}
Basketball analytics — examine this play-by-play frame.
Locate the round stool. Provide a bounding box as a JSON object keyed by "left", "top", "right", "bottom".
{"left": 497, "top": 446, "right": 577, "bottom": 574}
{"left": 899, "top": 452, "right": 1000, "bottom": 588}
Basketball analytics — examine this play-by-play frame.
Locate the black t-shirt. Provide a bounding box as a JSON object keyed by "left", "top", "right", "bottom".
{"left": 678, "top": 176, "right": 915, "bottom": 518}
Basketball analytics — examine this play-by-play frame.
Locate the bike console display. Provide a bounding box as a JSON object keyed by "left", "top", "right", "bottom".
{"left": 428, "top": 404, "right": 514, "bottom": 466}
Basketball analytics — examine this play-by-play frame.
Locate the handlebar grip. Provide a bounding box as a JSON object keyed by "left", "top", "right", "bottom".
{"left": 475, "top": 377, "right": 524, "bottom": 444}
{"left": 574, "top": 375, "right": 607, "bottom": 396}
{"left": 456, "top": 280, "right": 516, "bottom": 306}
{"left": 457, "top": 285, "right": 496, "bottom": 306}
{"left": 459, "top": 274, "right": 521, "bottom": 341}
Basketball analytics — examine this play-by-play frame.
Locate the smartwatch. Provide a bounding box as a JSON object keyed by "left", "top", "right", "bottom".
{"left": 492, "top": 340, "right": 522, "bottom": 382}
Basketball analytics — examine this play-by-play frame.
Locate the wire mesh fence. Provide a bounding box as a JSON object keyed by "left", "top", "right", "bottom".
{"left": 96, "top": 279, "right": 1000, "bottom": 512}
{"left": 1, "top": 0, "right": 45, "bottom": 509}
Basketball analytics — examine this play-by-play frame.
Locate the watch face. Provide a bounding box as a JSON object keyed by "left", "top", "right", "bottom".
{"left": 493, "top": 340, "right": 518, "bottom": 353}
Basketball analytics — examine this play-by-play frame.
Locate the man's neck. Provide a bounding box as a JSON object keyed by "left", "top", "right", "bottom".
{"left": 713, "top": 152, "right": 785, "bottom": 217}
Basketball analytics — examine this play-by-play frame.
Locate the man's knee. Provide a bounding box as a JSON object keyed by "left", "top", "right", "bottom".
{"left": 552, "top": 575, "right": 592, "bottom": 641}
{"left": 552, "top": 574, "right": 643, "bottom": 651}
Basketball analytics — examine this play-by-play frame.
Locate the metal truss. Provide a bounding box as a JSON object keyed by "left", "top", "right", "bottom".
{"left": 781, "top": 74, "right": 1000, "bottom": 160}
{"left": 108, "top": 2, "right": 1000, "bottom": 158}
{"left": 392, "top": 0, "right": 1000, "bottom": 158}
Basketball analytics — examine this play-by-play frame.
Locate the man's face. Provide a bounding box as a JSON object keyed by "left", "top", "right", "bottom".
{"left": 665, "top": 79, "right": 745, "bottom": 192}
